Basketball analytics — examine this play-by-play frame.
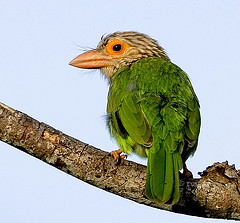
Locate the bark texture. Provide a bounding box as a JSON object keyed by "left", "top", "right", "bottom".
{"left": 0, "top": 102, "right": 240, "bottom": 220}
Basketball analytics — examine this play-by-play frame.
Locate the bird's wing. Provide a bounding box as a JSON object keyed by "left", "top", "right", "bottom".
{"left": 107, "top": 67, "right": 152, "bottom": 150}
{"left": 130, "top": 57, "right": 201, "bottom": 156}
{"left": 182, "top": 96, "right": 201, "bottom": 161}
{"left": 117, "top": 93, "right": 152, "bottom": 147}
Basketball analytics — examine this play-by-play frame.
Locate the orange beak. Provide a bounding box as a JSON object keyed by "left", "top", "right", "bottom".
{"left": 69, "top": 49, "right": 113, "bottom": 69}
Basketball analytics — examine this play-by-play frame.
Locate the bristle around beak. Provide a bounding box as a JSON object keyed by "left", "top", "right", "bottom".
{"left": 69, "top": 50, "right": 113, "bottom": 69}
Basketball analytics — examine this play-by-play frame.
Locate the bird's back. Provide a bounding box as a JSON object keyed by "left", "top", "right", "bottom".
{"left": 107, "top": 57, "right": 200, "bottom": 158}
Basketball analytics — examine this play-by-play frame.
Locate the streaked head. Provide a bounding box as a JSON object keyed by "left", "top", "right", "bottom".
{"left": 70, "top": 31, "right": 169, "bottom": 78}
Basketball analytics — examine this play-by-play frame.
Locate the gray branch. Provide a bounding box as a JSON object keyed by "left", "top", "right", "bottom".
{"left": 0, "top": 102, "right": 240, "bottom": 220}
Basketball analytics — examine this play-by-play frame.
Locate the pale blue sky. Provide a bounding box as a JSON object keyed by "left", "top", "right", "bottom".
{"left": 0, "top": 1, "right": 240, "bottom": 222}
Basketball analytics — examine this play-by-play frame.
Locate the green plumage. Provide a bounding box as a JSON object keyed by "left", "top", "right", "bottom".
{"left": 107, "top": 57, "right": 200, "bottom": 204}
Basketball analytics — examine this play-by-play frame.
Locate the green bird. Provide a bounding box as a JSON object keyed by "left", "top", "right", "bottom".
{"left": 69, "top": 31, "right": 201, "bottom": 204}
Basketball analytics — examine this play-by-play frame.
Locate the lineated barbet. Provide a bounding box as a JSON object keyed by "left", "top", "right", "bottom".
{"left": 69, "top": 31, "right": 201, "bottom": 204}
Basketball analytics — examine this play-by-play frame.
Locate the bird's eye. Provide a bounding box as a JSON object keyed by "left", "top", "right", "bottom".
{"left": 112, "top": 44, "right": 122, "bottom": 52}
{"left": 106, "top": 39, "right": 130, "bottom": 55}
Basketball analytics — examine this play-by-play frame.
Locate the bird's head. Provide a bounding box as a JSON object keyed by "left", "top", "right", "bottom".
{"left": 69, "top": 31, "right": 169, "bottom": 79}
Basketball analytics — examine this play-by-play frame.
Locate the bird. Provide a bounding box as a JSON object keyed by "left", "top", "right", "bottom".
{"left": 69, "top": 31, "right": 201, "bottom": 204}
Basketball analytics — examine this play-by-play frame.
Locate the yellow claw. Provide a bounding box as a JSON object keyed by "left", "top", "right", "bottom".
{"left": 110, "top": 149, "right": 127, "bottom": 161}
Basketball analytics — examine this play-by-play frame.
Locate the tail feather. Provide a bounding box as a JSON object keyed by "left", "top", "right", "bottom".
{"left": 172, "top": 152, "right": 181, "bottom": 203}
{"left": 146, "top": 148, "right": 165, "bottom": 201}
{"left": 146, "top": 149, "right": 182, "bottom": 204}
{"left": 162, "top": 153, "right": 174, "bottom": 203}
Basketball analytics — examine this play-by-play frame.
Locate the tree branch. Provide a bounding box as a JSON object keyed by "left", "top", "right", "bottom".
{"left": 0, "top": 102, "right": 240, "bottom": 220}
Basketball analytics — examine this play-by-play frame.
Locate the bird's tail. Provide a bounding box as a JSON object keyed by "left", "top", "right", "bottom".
{"left": 145, "top": 149, "right": 182, "bottom": 204}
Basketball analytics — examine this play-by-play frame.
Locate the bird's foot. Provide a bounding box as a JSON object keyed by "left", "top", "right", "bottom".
{"left": 110, "top": 149, "right": 127, "bottom": 164}
{"left": 182, "top": 163, "right": 193, "bottom": 180}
